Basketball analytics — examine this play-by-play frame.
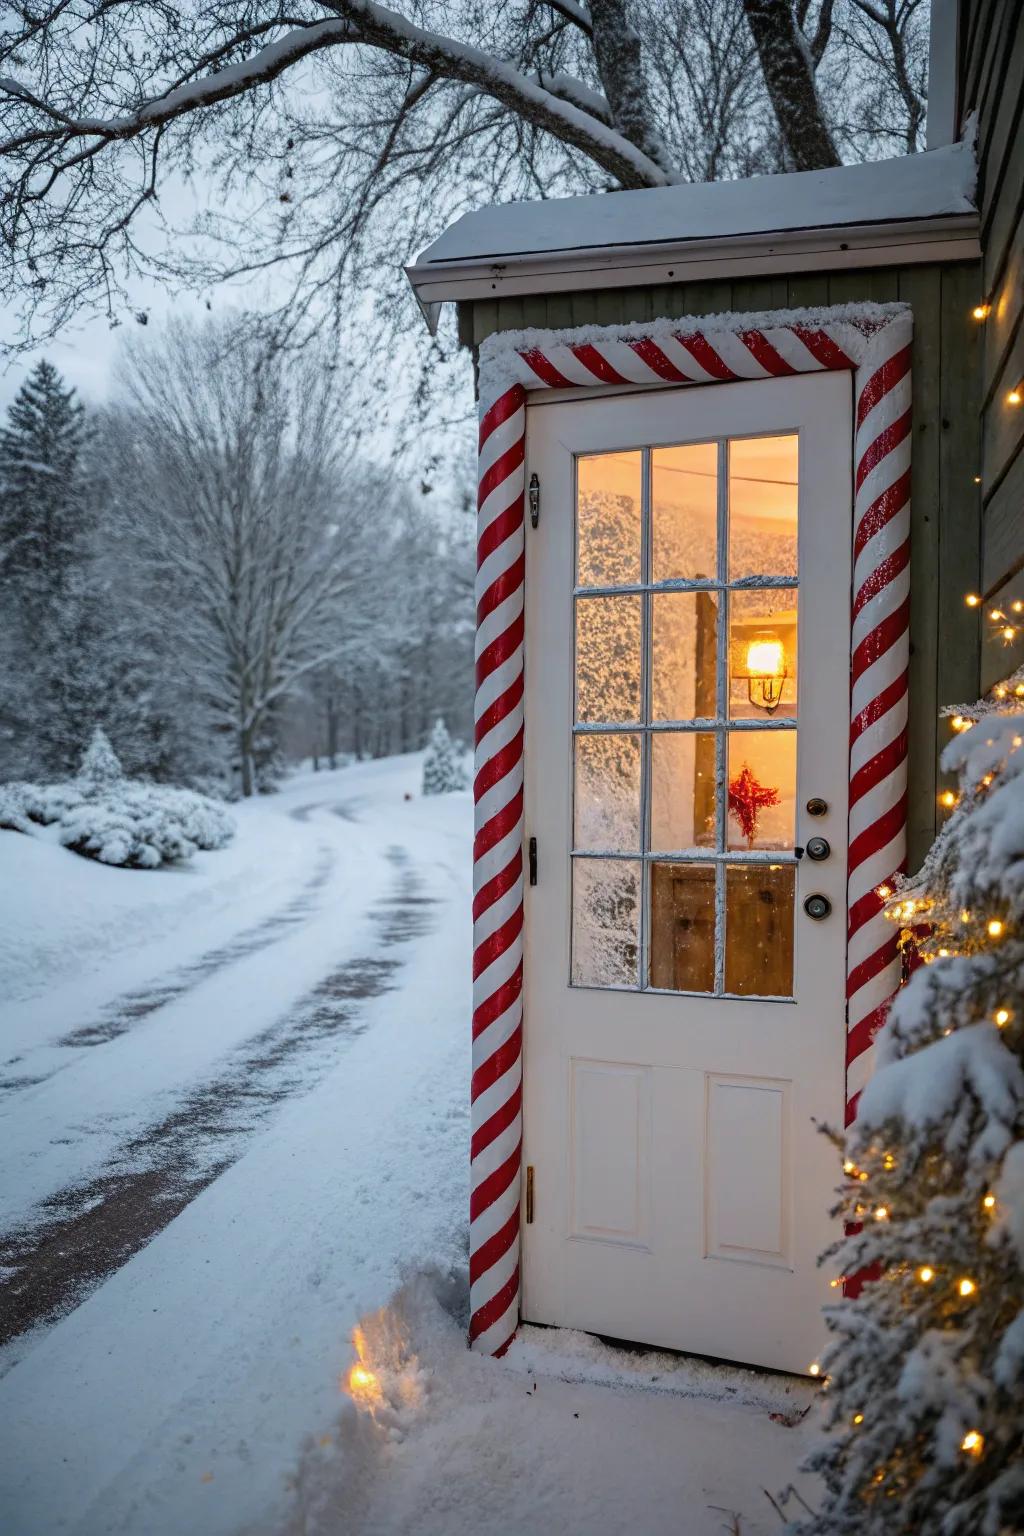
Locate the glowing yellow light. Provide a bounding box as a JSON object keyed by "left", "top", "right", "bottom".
{"left": 1014, "top": 601, "right": 1024, "bottom": 614}
{"left": 344, "top": 1326, "right": 386, "bottom": 1413}
{"left": 972, "top": 305, "right": 990, "bottom": 321}
{"left": 994, "top": 686, "right": 1007, "bottom": 699}
{"left": 961, "top": 1430, "right": 984, "bottom": 1455}
{"left": 960, "top": 909, "right": 971, "bottom": 924}
{"left": 990, "top": 610, "right": 1006, "bottom": 622}
{"left": 874, "top": 1205, "right": 889, "bottom": 1222}
{"left": 1015, "top": 736, "right": 1024, "bottom": 748}
{"left": 853, "top": 1413, "right": 864, "bottom": 1425}
{"left": 1008, "top": 384, "right": 1023, "bottom": 406}
{"left": 995, "top": 1008, "right": 1010, "bottom": 1026}
{"left": 876, "top": 883, "right": 892, "bottom": 900}
{"left": 988, "top": 919, "right": 1005, "bottom": 938}
{"left": 982, "top": 1194, "right": 996, "bottom": 1210}
{"left": 917, "top": 1265, "right": 935, "bottom": 1283}
{"left": 1002, "top": 626, "right": 1016, "bottom": 642}
{"left": 809, "top": 1362, "right": 821, "bottom": 1377}
{"left": 746, "top": 635, "right": 785, "bottom": 678}
{"left": 958, "top": 1278, "right": 976, "bottom": 1297}
{"left": 938, "top": 948, "right": 950, "bottom": 957}
{"left": 843, "top": 1160, "right": 856, "bottom": 1175}
{"left": 1017, "top": 684, "right": 1024, "bottom": 697}
{"left": 965, "top": 592, "right": 982, "bottom": 607}
{"left": 939, "top": 790, "right": 957, "bottom": 808}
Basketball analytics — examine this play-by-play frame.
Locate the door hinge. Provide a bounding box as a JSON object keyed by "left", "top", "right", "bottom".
{"left": 528, "top": 835, "right": 538, "bottom": 886}
{"left": 529, "top": 472, "right": 540, "bottom": 528}
{"left": 525, "top": 1165, "right": 534, "bottom": 1223}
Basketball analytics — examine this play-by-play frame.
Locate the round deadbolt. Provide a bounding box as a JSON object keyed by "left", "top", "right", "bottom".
{"left": 804, "top": 893, "right": 832, "bottom": 921}
{"left": 806, "top": 797, "right": 828, "bottom": 817}
{"left": 806, "top": 835, "right": 831, "bottom": 862}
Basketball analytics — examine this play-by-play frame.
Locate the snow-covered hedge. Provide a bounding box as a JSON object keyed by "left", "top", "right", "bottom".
{"left": 422, "top": 719, "right": 468, "bottom": 796}
{"left": 1, "top": 728, "right": 234, "bottom": 869}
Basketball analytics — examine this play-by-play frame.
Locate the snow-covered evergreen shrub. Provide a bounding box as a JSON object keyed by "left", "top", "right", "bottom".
{"left": 57, "top": 782, "right": 234, "bottom": 868}
{"left": 796, "top": 674, "right": 1024, "bottom": 1535}
{"left": 77, "top": 726, "right": 124, "bottom": 790}
{"left": 421, "top": 718, "right": 468, "bottom": 796}
{"left": 0, "top": 728, "right": 234, "bottom": 868}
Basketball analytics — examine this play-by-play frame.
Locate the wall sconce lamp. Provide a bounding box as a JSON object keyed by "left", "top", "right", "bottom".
{"left": 744, "top": 632, "right": 787, "bottom": 713}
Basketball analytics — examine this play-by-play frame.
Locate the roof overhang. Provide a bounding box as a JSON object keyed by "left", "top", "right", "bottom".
{"left": 405, "top": 143, "right": 979, "bottom": 328}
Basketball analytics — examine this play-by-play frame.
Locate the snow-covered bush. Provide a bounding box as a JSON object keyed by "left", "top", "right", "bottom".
{"left": 0, "top": 729, "right": 234, "bottom": 868}
{"left": 422, "top": 718, "right": 468, "bottom": 796}
{"left": 796, "top": 673, "right": 1024, "bottom": 1535}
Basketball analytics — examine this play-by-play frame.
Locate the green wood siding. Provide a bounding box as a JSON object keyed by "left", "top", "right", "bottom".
{"left": 961, "top": 0, "right": 1024, "bottom": 679}
{"left": 461, "top": 259, "right": 981, "bottom": 870}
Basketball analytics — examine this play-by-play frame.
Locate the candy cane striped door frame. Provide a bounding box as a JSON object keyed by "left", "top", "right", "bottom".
{"left": 470, "top": 303, "right": 912, "bottom": 1357}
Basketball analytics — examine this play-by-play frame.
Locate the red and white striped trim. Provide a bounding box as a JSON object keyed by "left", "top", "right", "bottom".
{"left": 471, "top": 303, "right": 913, "bottom": 1353}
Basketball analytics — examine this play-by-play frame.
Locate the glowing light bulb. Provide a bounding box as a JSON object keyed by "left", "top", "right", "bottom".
{"left": 988, "top": 919, "right": 1005, "bottom": 938}
{"left": 853, "top": 1413, "right": 864, "bottom": 1425}
{"left": 1014, "top": 600, "right": 1024, "bottom": 614}
{"left": 972, "top": 305, "right": 990, "bottom": 321}
{"left": 874, "top": 1205, "right": 889, "bottom": 1222}
{"left": 982, "top": 1194, "right": 996, "bottom": 1210}
{"left": 995, "top": 1008, "right": 1010, "bottom": 1026}
{"left": 809, "top": 1362, "right": 821, "bottom": 1377}
{"left": 958, "top": 1278, "right": 976, "bottom": 1297}
{"left": 961, "top": 1430, "right": 984, "bottom": 1455}
{"left": 965, "top": 593, "right": 981, "bottom": 607}
{"left": 917, "top": 1266, "right": 934, "bottom": 1283}
{"left": 1008, "top": 383, "right": 1023, "bottom": 406}
{"left": 994, "top": 686, "right": 1007, "bottom": 699}
{"left": 1002, "top": 626, "right": 1016, "bottom": 642}
{"left": 939, "top": 789, "right": 957, "bottom": 808}
{"left": 990, "top": 610, "right": 1006, "bottom": 622}
{"left": 843, "top": 1160, "right": 856, "bottom": 1175}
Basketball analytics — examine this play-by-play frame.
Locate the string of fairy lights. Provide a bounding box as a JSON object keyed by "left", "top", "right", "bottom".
{"left": 804, "top": 578, "right": 1024, "bottom": 1473}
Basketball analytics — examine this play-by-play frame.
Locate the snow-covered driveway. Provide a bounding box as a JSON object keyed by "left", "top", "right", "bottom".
{"left": 0, "top": 754, "right": 820, "bottom": 1536}
{"left": 0, "top": 756, "right": 473, "bottom": 1534}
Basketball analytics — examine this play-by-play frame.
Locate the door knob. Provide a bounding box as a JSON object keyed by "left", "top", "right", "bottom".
{"left": 804, "top": 893, "right": 832, "bottom": 920}
{"left": 806, "top": 797, "right": 828, "bottom": 817}
{"left": 806, "top": 836, "right": 831, "bottom": 861}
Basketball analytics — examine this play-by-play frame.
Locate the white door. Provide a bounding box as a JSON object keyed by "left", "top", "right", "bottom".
{"left": 522, "top": 371, "right": 852, "bottom": 1374}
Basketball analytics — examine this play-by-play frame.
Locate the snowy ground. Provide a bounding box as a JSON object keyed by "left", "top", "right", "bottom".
{"left": 0, "top": 755, "right": 821, "bottom": 1535}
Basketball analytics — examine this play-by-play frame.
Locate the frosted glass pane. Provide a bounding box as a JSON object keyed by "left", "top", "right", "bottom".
{"left": 651, "top": 442, "right": 717, "bottom": 582}
{"left": 729, "top": 588, "right": 798, "bottom": 720}
{"left": 727, "top": 732, "right": 796, "bottom": 851}
{"left": 729, "top": 435, "right": 798, "bottom": 581}
{"left": 576, "top": 595, "right": 642, "bottom": 724}
{"left": 651, "top": 592, "right": 718, "bottom": 721}
{"left": 574, "top": 733, "right": 641, "bottom": 852}
{"left": 724, "top": 865, "right": 795, "bottom": 998}
{"left": 650, "top": 732, "right": 717, "bottom": 851}
{"left": 649, "top": 862, "right": 716, "bottom": 993}
{"left": 571, "top": 859, "right": 640, "bottom": 988}
{"left": 577, "top": 452, "right": 642, "bottom": 588}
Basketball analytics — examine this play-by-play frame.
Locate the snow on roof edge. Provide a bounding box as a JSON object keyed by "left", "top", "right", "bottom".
{"left": 415, "top": 140, "right": 977, "bottom": 270}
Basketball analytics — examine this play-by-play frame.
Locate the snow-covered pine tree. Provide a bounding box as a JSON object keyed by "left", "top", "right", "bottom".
{"left": 422, "top": 718, "right": 467, "bottom": 796}
{"left": 797, "top": 671, "right": 1024, "bottom": 1535}
{"left": 77, "top": 725, "right": 124, "bottom": 791}
{"left": 0, "top": 358, "right": 86, "bottom": 594}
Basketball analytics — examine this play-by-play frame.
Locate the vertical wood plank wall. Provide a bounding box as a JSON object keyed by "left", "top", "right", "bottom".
{"left": 961, "top": 0, "right": 1024, "bottom": 687}
{"left": 461, "top": 260, "right": 981, "bottom": 871}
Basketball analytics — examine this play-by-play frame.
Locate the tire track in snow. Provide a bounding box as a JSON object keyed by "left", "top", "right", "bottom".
{"left": 0, "top": 806, "right": 360, "bottom": 1097}
{"left": 0, "top": 847, "right": 436, "bottom": 1357}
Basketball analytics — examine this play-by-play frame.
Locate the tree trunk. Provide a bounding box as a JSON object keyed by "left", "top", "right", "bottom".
{"left": 588, "top": 0, "right": 671, "bottom": 173}
{"left": 239, "top": 720, "right": 255, "bottom": 798}
{"left": 743, "top": 0, "right": 841, "bottom": 170}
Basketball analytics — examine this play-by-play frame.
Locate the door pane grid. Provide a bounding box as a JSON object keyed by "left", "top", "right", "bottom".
{"left": 572, "top": 436, "right": 799, "bottom": 999}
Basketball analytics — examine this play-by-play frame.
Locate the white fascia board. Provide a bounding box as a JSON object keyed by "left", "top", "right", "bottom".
{"left": 406, "top": 214, "right": 979, "bottom": 308}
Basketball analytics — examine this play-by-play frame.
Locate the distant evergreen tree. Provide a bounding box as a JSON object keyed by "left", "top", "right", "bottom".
{"left": 77, "top": 726, "right": 124, "bottom": 790}
{"left": 422, "top": 718, "right": 468, "bottom": 795}
{"left": 0, "top": 359, "right": 87, "bottom": 598}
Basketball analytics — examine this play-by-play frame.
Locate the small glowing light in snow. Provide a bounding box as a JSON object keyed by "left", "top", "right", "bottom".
{"left": 965, "top": 592, "right": 982, "bottom": 606}
{"left": 853, "top": 1413, "right": 864, "bottom": 1425}
{"left": 939, "top": 789, "right": 957, "bottom": 808}
{"left": 917, "top": 1266, "right": 935, "bottom": 1283}
{"left": 843, "top": 1159, "right": 856, "bottom": 1175}
{"left": 874, "top": 1206, "right": 889, "bottom": 1222}
{"left": 983, "top": 1193, "right": 996, "bottom": 1210}
{"left": 961, "top": 1430, "right": 984, "bottom": 1455}
{"left": 994, "top": 685, "right": 1008, "bottom": 699}
{"left": 958, "top": 1278, "right": 976, "bottom": 1297}
{"left": 344, "top": 1326, "right": 386, "bottom": 1413}
{"left": 995, "top": 1008, "right": 1011, "bottom": 1027}
{"left": 987, "top": 919, "right": 1005, "bottom": 938}
{"left": 938, "top": 948, "right": 950, "bottom": 957}
{"left": 808, "top": 1362, "right": 821, "bottom": 1377}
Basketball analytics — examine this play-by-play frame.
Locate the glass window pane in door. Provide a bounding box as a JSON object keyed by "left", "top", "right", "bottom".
{"left": 728, "top": 588, "right": 798, "bottom": 720}
{"left": 577, "top": 452, "right": 642, "bottom": 588}
{"left": 651, "top": 442, "right": 718, "bottom": 582}
{"left": 724, "top": 864, "right": 795, "bottom": 997}
{"left": 729, "top": 435, "right": 798, "bottom": 581}
{"left": 649, "top": 862, "right": 716, "bottom": 993}
{"left": 651, "top": 592, "right": 718, "bottom": 721}
{"left": 650, "top": 731, "right": 717, "bottom": 851}
{"left": 574, "top": 733, "right": 641, "bottom": 852}
{"left": 727, "top": 731, "right": 796, "bottom": 851}
{"left": 571, "top": 859, "right": 641, "bottom": 988}
{"left": 576, "top": 595, "right": 642, "bottom": 723}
